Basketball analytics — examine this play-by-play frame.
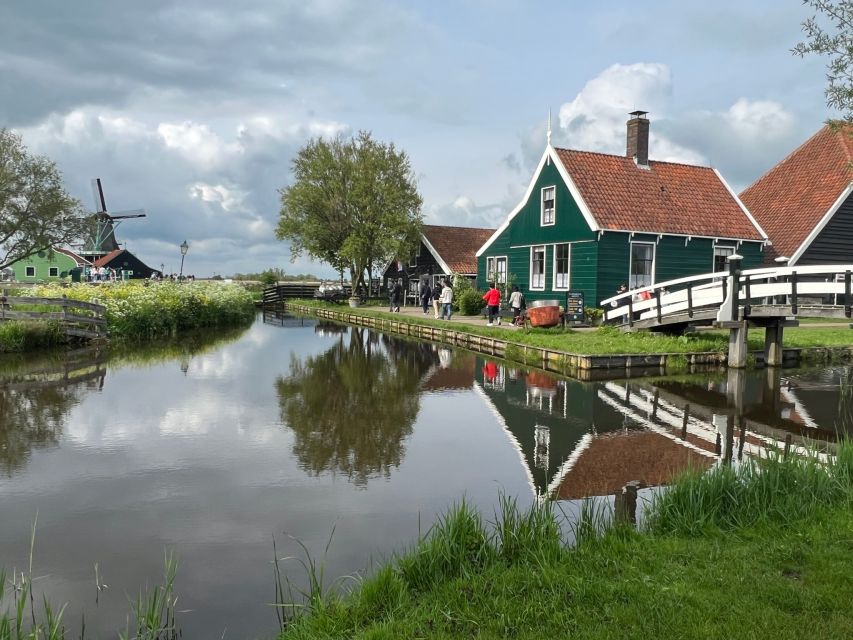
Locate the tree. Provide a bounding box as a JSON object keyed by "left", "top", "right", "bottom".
{"left": 0, "top": 129, "right": 87, "bottom": 269}
{"left": 794, "top": 1, "right": 853, "bottom": 121}
{"left": 277, "top": 131, "right": 423, "bottom": 293}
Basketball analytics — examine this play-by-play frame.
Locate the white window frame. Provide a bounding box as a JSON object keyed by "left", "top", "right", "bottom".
{"left": 25, "top": 266, "right": 35, "bottom": 277}
{"left": 713, "top": 244, "right": 735, "bottom": 273}
{"left": 530, "top": 245, "right": 546, "bottom": 290}
{"left": 541, "top": 186, "right": 556, "bottom": 226}
{"left": 552, "top": 243, "right": 570, "bottom": 291}
{"left": 49, "top": 267, "right": 59, "bottom": 277}
{"left": 629, "top": 241, "right": 655, "bottom": 289}
{"left": 495, "top": 256, "right": 507, "bottom": 285}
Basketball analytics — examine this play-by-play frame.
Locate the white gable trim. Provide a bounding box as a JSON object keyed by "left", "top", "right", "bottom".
{"left": 789, "top": 182, "right": 853, "bottom": 265}
{"left": 475, "top": 146, "right": 600, "bottom": 258}
{"left": 712, "top": 168, "right": 769, "bottom": 242}
{"left": 420, "top": 233, "right": 453, "bottom": 274}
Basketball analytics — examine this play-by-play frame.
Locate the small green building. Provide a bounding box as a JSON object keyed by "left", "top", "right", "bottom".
{"left": 477, "top": 112, "right": 769, "bottom": 306}
{"left": 10, "top": 248, "right": 91, "bottom": 283}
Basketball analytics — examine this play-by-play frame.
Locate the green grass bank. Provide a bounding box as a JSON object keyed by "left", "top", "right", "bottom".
{"left": 14, "top": 281, "right": 256, "bottom": 343}
{"left": 279, "top": 444, "right": 853, "bottom": 640}
{"left": 286, "top": 300, "right": 853, "bottom": 369}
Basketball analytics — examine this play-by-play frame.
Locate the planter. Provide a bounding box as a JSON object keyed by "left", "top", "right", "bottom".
{"left": 348, "top": 296, "right": 362, "bottom": 308}
{"left": 527, "top": 299, "right": 562, "bottom": 328}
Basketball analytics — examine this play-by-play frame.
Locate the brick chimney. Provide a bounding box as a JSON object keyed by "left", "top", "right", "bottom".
{"left": 626, "top": 110, "right": 650, "bottom": 166}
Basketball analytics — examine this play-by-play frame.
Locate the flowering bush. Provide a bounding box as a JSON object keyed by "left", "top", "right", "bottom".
{"left": 33, "top": 281, "right": 255, "bottom": 340}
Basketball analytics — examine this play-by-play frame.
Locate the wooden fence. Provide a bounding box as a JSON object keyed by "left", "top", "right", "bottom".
{"left": 0, "top": 294, "right": 107, "bottom": 341}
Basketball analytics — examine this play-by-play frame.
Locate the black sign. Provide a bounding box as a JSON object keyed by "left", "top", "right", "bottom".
{"left": 565, "top": 291, "right": 585, "bottom": 323}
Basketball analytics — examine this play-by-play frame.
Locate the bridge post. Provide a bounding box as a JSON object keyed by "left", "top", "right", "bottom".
{"left": 764, "top": 321, "right": 784, "bottom": 367}
{"left": 728, "top": 321, "right": 749, "bottom": 368}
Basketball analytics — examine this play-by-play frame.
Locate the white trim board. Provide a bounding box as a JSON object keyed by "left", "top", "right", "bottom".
{"left": 420, "top": 233, "right": 453, "bottom": 275}
{"left": 713, "top": 168, "right": 770, "bottom": 242}
{"left": 789, "top": 182, "right": 853, "bottom": 265}
{"left": 476, "top": 146, "right": 600, "bottom": 257}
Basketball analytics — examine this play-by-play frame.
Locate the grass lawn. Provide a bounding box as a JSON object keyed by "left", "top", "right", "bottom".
{"left": 280, "top": 446, "right": 853, "bottom": 640}
{"left": 290, "top": 300, "right": 853, "bottom": 356}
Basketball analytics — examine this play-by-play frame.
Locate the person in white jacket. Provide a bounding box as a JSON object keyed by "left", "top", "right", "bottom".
{"left": 439, "top": 280, "right": 454, "bottom": 320}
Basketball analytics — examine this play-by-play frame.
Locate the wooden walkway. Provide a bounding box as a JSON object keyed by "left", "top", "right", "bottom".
{"left": 0, "top": 294, "right": 107, "bottom": 341}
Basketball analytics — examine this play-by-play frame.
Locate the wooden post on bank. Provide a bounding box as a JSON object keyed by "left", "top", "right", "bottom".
{"left": 614, "top": 480, "right": 642, "bottom": 526}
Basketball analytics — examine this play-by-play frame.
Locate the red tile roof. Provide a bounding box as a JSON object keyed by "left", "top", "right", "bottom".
{"left": 554, "top": 148, "right": 765, "bottom": 241}
{"left": 739, "top": 123, "right": 853, "bottom": 262}
{"left": 423, "top": 224, "right": 495, "bottom": 274}
{"left": 93, "top": 249, "right": 124, "bottom": 267}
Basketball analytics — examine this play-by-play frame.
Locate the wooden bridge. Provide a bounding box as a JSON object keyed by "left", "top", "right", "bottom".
{"left": 0, "top": 294, "right": 107, "bottom": 341}
{"left": 600, "top": 259, "right": 853, "bottom": 367}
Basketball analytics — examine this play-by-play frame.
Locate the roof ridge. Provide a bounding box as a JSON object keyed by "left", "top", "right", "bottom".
{"left": 554, "top": 147, "right": 712, "bottom": 171}
{"left": 424, "top": 223, "right": 496, "bottom": 232}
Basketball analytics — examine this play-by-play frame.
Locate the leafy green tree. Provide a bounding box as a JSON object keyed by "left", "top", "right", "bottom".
{"left": 277, "top": 131, "right": 423, "bottom": 292}
{"left": 794, "top": 1, "right": 853, "bottom": 121}
{"left": 0, "top": 129, "right": 87, "bottom": 269}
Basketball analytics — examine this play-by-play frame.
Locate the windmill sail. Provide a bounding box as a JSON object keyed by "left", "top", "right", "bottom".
{"left": 81, "top": 179, "right": 146, "bottom": 261}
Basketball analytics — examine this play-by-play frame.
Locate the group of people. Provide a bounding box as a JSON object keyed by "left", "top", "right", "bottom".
{"left": 483, "top": 283, "right": 526, "bottom": 327}
{"left": 84, "top": 266, "right": 118, "bottom": 283}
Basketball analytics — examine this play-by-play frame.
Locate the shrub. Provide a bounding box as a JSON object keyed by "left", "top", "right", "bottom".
{"left": 457, "top": 289, "right": 484, "bottom": 315}
{"left": 584, "top": 307, "right": 603, "bottom": 325}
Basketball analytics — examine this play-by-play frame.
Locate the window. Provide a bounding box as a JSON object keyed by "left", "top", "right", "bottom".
{"left": 541, "top": 186, "right": 555, "bottom": 226}
{"left": 486, "top": 257, "right": 496, "bottom": 282}
{"left": 553, "top": 243, "right": 570, "bottom": 290}
{"left": 25, "top": 266, "right": 35, "bottom": 277}
{"left": 629, "top": 242, "right": 654, "bottom": 289}
{"left": 530, "top": 245, "right": 546, "bottom": 289}
{"left": 713, "top": 245, "right": 735, "bottom": 273}
{"left": 495, "top": 257, "right": 507, "bottom": 285}
{"left": 49, "top": 267, "right": 59, "bottom": 277}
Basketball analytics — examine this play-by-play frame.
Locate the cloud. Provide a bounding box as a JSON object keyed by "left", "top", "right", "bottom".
{"left": 15, "top": 107, "right": 347, "bottom": 277}
{"left": 505, "top": 62, "right": 801, "bottom": 193}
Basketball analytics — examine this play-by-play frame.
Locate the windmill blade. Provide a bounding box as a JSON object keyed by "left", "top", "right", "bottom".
{"left": 91, "top": 178, "right": 107, "bottom": 213}
{"left": 109, "top": 209, "right": 147, "bottom": 219}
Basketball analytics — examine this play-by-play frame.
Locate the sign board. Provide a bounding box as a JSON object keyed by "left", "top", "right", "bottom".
{"left": 565, "top": 291, "right": 585, "bottom": 323}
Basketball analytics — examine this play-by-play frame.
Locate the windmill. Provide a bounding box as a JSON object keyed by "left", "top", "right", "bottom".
{"left": 79, "top": 179, "right": 146, "bottom": 263}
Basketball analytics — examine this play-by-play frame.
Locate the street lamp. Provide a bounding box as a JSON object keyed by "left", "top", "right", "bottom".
{"left": 179, "top": 240, "right": 189, "bottom": 281}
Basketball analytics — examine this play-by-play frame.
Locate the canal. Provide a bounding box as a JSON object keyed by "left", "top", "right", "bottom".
{"left": 0, "top": 313, "right": 847, "bottom": 638}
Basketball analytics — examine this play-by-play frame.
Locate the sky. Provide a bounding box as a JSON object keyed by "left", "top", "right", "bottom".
{"left": 0, "top": 0, "right": 834, "bottom": 277}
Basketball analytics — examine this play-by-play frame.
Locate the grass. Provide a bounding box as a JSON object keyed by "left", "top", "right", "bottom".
{"left": 289, "top": 299, "right": 853, "bottom": 356}
{"left": 0, "top": 320, "right": 66, "bottom": 353}
{"left": 278, "top": 442, "right": 853, "bottom": 639}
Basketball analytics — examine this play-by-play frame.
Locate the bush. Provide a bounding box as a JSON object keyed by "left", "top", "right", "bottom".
{"left": 584, "top": 307, "right": 603, "bottom": 325}
{"left": 259, "top": 270, "right": 278, "bottom": 286}
{"left": 33, "top": 281, "right": 255, "bottom": 340}
{"left": 457, "top": 289, "right": 484, "bottom": 315}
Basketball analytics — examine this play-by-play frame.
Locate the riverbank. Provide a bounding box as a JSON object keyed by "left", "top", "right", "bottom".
{"left": 17, "top": 281, "right": 256, "bottom": 342}
{"left": 280, "top": 444, "right": 853, "bottom": 639}
{"left": 283, "top": 300, "right": 853, "bottom": 373}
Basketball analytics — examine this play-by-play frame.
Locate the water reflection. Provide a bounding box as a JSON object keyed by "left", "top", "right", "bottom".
{"left": 276, "top": 327, "right": 440, "bottom": 486}
{"left": 0, "top": 349, "right": 105, "bottom": 475}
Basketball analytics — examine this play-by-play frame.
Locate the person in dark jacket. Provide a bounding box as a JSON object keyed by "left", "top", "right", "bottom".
{"left": 419, "top": 280, "right": 432, "bottom": 314}
{"left": 389, "top": 280, "right": 402, "bottom": 312}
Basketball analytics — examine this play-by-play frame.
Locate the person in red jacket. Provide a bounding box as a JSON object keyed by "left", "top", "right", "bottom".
{"left": 483, "top": 282, "right": 502, "bottom": 326}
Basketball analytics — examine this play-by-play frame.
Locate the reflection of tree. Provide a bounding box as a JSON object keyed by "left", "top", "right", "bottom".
{"left": 0, "top": 381, "right": 89, "bottom": 476}
{"left": 276, "top": 328, "right": 437, "bottom": 486}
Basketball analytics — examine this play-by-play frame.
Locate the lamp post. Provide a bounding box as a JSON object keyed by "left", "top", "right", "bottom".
{"left": 179, "top": 240, "right": 189, "bottom": 282}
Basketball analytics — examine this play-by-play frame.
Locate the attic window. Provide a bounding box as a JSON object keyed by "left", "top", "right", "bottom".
{"left": 541, "top": 186, "right": 555, "bottom": 226}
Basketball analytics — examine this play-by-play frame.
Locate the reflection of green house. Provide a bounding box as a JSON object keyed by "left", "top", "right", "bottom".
{"left": 10, "top": 248, "right": 91, "bottom": 282}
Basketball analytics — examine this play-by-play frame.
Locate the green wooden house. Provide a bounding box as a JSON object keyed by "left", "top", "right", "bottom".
{"left": 10, "top": 248, "right": 91, "bottom": 283}
{"left": 477, "top": 112, "right": 769, "bottom": 307}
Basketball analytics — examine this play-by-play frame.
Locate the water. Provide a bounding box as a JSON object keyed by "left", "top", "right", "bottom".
{"left": 0, "top": 314, "right": 848, "bottom": 638}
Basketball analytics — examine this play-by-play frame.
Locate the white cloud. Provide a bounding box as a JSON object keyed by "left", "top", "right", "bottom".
{"left": 189, "top": 183, "right": 248, "bottom": 213}
{"left": 158, "top": 121, "right": 237, "bottom": 169}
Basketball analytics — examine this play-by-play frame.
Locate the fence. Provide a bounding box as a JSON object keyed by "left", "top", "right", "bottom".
{"left": 0, "top": 294, "right": 107, "bottom": 340}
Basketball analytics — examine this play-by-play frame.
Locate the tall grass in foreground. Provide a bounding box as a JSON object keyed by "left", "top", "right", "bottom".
{"left": 645, "top": 442, "right": 853, "bottom": 536}
{"left": 0, "top": 320, "right": 65, "bottom": 353}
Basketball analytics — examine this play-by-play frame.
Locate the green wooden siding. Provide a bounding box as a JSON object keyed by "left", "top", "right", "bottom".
{"left": 10, "top": 251, "right": 78, "bottom": 282}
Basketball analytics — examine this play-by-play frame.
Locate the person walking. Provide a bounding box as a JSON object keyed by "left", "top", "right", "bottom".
{"left": 440, "top": 280, "right": 454, "bottom": 320}
{"left": 509, "top": 284, "right": 525, "bottom": 321}
{"left": 483, "top": 282, "right": 502, "bottom": 326}
{"left": 419, "top": 280, "right": 432, "bottom": 314}
{"left": 432, "top": 280, "right": 443, "bottom": 318}
{"left": 388, "top": 280, "right": 399, "bottom": 312}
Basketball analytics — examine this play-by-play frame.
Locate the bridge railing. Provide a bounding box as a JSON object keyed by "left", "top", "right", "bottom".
{"left": 601, "top": 264, "right": 853, "bottom": 326}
